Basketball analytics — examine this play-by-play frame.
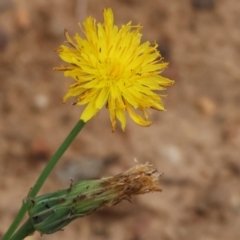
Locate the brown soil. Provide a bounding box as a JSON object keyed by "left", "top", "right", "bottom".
{"left": 1, "top": 0, "right": 240, "bottom": 240}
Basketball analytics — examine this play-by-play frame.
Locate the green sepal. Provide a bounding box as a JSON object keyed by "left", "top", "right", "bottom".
{"left": 28, "top": 179, "right": 108, "bottom": 234}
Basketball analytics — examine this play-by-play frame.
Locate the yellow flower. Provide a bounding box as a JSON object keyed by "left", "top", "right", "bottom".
{"left": 54, "top": 8, "right": 174, "bottom": 131}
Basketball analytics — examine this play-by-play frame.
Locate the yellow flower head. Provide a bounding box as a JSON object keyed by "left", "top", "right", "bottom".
{"left": 54, "top": 8, "right": 174, "bottom": 131}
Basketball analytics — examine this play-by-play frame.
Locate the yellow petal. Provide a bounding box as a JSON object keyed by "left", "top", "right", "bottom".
{"left": 103, "top": 8, "right": 114, "bottom": 29}
{"left": 116, "top": 109, "right": 126, "bottom": 131}
{"left": 126, "top": 103, "right": 152, "bottom": 127}
{"left": 80, "top": 99, "right": 99, "bottom": 122}
{"left": 95, "top": 87, "right": 109, "bottom": 109}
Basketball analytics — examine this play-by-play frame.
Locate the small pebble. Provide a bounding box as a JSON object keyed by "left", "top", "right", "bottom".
{"left": 34, "top": 94, "right": 49, "bottom": 110}
{"left": 15, "top": 8, "right": 31, "bottom": 30}
{"left": 159, "top": 145, "right": 182, "bottom": 164}
{"left": 196, "top": 96, "right": 216, "bottom": 116}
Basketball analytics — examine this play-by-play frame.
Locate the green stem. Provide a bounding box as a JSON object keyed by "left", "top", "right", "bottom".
{"left": 3, "top": 120, "right": 86, "bottom": 240}
{"left": 10, "top": 219, "right": 35, "bottom": 240}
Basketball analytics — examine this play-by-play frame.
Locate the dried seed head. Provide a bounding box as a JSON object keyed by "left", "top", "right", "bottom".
{"left": 28, "top": 162, "right": 161, "bottom": 235}
{"left": 101, "top": 162, "right": 161, "bottom": 207}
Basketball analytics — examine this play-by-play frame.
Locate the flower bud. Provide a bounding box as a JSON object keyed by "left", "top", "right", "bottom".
{"left": 28, "top": 163, "right": 161, "bottom": 235}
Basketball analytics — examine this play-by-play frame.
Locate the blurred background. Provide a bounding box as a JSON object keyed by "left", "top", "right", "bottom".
{"left": 0, "top": 0, "right": 240, "bottom": 239}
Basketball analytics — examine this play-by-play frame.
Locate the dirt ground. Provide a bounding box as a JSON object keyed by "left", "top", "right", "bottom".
{"left": 1, "top": 0, "right": 240, "bottom": 239}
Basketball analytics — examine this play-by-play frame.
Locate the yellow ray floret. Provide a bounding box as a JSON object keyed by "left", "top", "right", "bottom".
{"left": 54, "top": 8, "right": 174, "bottom": 131}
